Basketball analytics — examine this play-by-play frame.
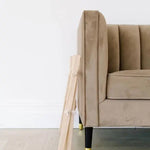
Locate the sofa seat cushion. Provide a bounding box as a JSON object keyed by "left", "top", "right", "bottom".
{"left": 107, "top": 70, "right": 150, "bottom": 99}
{"left": 100, "top": 99, "right": 150, "bottom": 126}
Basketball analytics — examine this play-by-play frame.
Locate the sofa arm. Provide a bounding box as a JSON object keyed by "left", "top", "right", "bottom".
{"left": 77, "top": 11, "right": 108, "bottom": 127}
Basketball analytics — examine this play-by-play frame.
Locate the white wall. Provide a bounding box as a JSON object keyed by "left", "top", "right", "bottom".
{"left": 0, "top": 0, "right": 150, "bottom": 128}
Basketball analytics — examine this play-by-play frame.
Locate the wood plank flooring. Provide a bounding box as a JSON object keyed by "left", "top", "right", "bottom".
{"left": 0, "top": 128, "right": 150, "bottom": 150}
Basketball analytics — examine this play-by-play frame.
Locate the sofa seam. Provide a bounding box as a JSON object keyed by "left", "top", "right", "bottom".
{"left": 83, "top": 11, "right": 87, "bottom": 126}
{"left": 109, "top": 75, "right": 150, "bottom": 78}
{"left": 97, "top": 12, "right": 100, "bottom": 126}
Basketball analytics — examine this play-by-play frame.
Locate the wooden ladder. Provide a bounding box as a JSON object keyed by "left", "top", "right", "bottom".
{"left": 58, "top": 55, "right": 80, "bottom": 150}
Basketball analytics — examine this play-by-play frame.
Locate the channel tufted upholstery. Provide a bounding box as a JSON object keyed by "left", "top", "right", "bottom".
{"left": 78, "top": 10, "right": 150, "bottom": 127}
{"left": 108, "top": 25, "right": 150, "bottom": 72}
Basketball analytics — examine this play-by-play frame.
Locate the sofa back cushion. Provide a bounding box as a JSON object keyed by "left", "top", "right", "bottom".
{"left": 107, "top": 25, "right": 150, "bottom": 72}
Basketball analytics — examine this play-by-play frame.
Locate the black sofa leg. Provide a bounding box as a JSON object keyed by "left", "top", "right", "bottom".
{"left": 85, "top": 127, "right": 93, "bottom": 150}
{"left": 79, "top": 116, "right": 83, "bottom": 130}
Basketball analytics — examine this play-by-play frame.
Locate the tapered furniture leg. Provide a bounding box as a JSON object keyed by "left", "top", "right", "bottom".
{"left": 85, "top": 127, "right": 93, "bottom": 150}
{"left": 79, "top": 116, "right": 83, "bottom": 130}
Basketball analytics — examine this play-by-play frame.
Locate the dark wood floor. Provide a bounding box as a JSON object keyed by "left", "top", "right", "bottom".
{"left": 73, "top": 128, "right": 150, "bottom": 150}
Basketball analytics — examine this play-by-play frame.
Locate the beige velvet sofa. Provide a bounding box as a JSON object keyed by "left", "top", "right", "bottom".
{"left": 78, "top": 10, "right": 150, "bottom": 150}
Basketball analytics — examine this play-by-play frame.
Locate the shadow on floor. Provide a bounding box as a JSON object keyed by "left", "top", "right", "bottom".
{"left": 73, "top": 128, "right": 150, "bottom": 150}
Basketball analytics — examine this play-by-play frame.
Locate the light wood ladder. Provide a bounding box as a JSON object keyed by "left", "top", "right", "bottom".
{"left": 58, "top": 55, "right": 80, "bottom": 150}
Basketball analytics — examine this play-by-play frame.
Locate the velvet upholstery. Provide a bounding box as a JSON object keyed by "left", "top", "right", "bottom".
{"left": 108, "top": 25, "right": 150, "bottom": 72}
{"left": 100, "top": 100, "right": 150, "bottom": 127}
{"left": 107, "top": 25, "right": 120, "bottom": 73}
{"left": 78, "top": 11, "right": 108, "bottom": 126}
{"left": 78, "top": 10, "right": 150, "bottom": 127}
{"left": 107, "top": 70, "right": 150, "bottom": 99}
{"left": 140, "top": 25, "right": 150, "bottom": 69}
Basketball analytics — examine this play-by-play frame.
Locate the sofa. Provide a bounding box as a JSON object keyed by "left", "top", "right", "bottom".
{"left": 78, "top": 10, "right": 150, "bottom": 150}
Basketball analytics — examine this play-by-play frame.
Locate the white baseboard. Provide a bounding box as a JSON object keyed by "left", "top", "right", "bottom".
{"left": 0, "top": 100, "right": 79, "bottom": 128}
{"left": 1, "top": 100, "right": 147, "bottom": 129}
